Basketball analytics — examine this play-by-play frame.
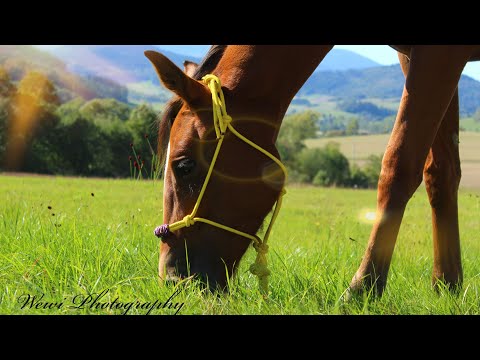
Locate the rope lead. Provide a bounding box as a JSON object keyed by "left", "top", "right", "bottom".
{"left": 154, "top": 74, "right": 288, "bottom": 296}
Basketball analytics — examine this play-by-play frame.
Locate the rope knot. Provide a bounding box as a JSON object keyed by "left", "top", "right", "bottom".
{"left": 182, "top": 215, "right": 195, "bottom": 227}
{"left": 153, "top": 224, "right": 170, "bottom": 238}
{"left": 250, "top": 240, "right": 270, "bottom": 296}
{"left": 253, "top": 241, "right": 269, "bottom": 255}
{"left": 249, "top": 262, "right": 271, "bottom": 278}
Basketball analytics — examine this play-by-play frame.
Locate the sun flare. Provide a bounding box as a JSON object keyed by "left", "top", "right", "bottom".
{"left": 359, "top": 208, "right": 378, "bottom": 224}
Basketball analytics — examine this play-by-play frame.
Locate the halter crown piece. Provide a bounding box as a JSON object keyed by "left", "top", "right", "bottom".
{"left": 154, "top": 74, "right": 288, "bottom": 296}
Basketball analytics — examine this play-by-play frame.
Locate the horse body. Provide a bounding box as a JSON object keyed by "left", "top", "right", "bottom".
{"left": 146, "top": 45, "right": 479, "bottom": 294}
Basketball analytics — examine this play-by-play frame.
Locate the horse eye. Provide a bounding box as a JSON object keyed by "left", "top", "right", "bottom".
{"left": 174, "top": 158, "right": 196, "bottom": 178}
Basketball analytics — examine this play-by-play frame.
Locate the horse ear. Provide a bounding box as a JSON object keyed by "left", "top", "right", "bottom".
{"left": 144, "top": 50, "right": 206, "bottom": 104}
{"left": 183, "top": 61, "right": 198, "bottom": 77}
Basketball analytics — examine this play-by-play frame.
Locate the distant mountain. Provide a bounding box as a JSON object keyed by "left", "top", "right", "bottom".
{"left": 299, "top": 64, "right": 480, "bottom": 116}
{"left": 317, "top": 49, "right": 380, "bottom": 71}
{"left": 10, "top": 45, "right": 480, "bottom": 116}
{"left": 300, "top": 64, "right": 405, "bottom": 98}
{"left": 50, "top": 45, "right": 202, "bottom": 84}
{"left": 156, "top": 46, "right": 381, "bottom": 72}
{"left": 48, "top": 46, "right": 382, "bottom": 84}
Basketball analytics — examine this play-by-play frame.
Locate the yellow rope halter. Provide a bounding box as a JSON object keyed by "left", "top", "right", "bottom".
{"left": 155, "top": 74, "right": 287, "bottom": 296}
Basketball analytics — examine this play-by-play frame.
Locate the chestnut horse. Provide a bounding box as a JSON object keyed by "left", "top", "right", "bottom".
{"left": 145, "top": 45, "right": 480, "bottom": 294}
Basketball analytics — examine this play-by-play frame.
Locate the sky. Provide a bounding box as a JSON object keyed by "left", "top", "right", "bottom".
{"left": 331, "top": 45, "right": 480, "bottom": 81}
{"left": 35, "top": 45, "right": 480, "bottom": 81}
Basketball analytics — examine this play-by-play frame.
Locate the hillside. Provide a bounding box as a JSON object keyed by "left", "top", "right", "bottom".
{"left": 317, "top": 49, "right": 380, "bottom": 71}
{"left": 49, "top": 45, "right": 202, "bottom": 107}
{"left": 44, "top": 46, "right": 480, "bottom": 116}
{"left": 50, "top": 46, "right": 382, "bottom": 81}
{"left": 51, "top": 45, "right": 202, "bottom": 84}
{"left": 0, "top": 45, "right": 128, "bottom": 103}
{"left": 5, "top": 45, "right": 480, "bottom": 118}
{"left": 155, "top": 46, "right": 382, "bottom": 72}
{"left": 298, "top": 65, "right": 480, "bottom": 116}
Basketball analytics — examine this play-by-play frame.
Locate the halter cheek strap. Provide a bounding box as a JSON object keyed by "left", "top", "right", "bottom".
{"left": 154, "top": 74, "right": 288, "bottom": 296}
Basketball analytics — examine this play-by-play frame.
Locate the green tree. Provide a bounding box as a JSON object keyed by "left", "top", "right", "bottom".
{"left": 348, "top": 165, "right": 369, "bottom": 188}
{"left": 345, "top": 118, "right": 359, "bottom": 135}
{"left": 0, "top": 98, "right": 10, "bottom": 167}
{"left": 54, "top": 115, "right": 101, "bottom": 175}
{"left": 79, "top": 98, "right": 132, "bottom": 126}
{"left": 297, "top": 142, "right": 351, "bottom": 186}
{"left": 0, "top": 67, "right": 15, "bottom": 97}
{"left": 126, "top": 103, "right": 158, "bottom": 143}
{"left": 363, "top": 154, "right": 383, "bottom": 188}
{"left": 20, "top": 106, "right": 62, "bottom": 174}
{"left": 277, "top": 110, "right": 319, "bottom": 167}
{"left": 382, "top": 115, "right": 396, "bottom": 133}
{"left": 16, "top": 71, "right": 59, "bottom": 105}
{"left": 56, "top": 97, "right": 86, "bottom": 124}
{"left": 5, "top": 72, "right": 60, "bottom": 171}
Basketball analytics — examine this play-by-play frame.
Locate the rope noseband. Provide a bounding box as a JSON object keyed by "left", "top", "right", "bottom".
{"left": 154, "top": 74, "right": 288, "bottom": 295}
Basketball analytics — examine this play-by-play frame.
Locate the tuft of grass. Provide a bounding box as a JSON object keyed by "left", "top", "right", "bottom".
{"left": 1, "top": 175, "right": 480, "bottom": 314}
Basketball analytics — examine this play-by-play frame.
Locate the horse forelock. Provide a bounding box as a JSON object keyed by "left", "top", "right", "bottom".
{"left": 157, "top": 45, "right": 228, "bottom": 172}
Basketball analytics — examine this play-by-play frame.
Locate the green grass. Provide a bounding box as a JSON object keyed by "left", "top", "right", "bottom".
{"left": 1, "top": 174, "right": 480, "bottom": 315}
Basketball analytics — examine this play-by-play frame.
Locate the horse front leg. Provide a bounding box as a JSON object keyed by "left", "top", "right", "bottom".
{"left": 348, "top": 46, "right": 472, "bottom": 297}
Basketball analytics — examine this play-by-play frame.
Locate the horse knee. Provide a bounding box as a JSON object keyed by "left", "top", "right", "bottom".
{"left": 377, "top": 155, "right": 424, "bottom": 210}
{"left": 424, "top": 160, "right": 461, "bottom": 210}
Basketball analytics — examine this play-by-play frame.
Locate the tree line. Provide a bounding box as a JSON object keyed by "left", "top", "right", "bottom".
{"left": 1, "top": 68, "right": 382, "bottom": 188}
{"left": 277, "top": 111, "right": 382, "bottom": 188}
{"left": 0, "top": 68, "right": 158, "bottom": 178}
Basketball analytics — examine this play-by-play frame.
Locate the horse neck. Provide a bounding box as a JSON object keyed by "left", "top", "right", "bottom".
{"left": 212, "top": 45, "right": 333, "bottom": 142}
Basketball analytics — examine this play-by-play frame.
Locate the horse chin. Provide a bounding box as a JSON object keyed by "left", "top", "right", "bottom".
{"left": 160, "top": 231, "right": 251, "bottom": 291}
{"left": 165, "top": 270, "right": 229, "bottom": 292}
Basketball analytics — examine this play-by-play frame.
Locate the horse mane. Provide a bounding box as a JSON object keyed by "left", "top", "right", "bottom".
{"left": 157, "top": 45, "right": 228, "bottom": 172}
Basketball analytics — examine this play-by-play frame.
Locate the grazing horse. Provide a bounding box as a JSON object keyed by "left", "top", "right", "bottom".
{"left": 146, "top": 45, "right": 480, "bottom": 294}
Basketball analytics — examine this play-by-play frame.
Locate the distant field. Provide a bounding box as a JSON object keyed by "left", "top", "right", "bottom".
{"left": 1, "top": 175, "right": 480, "bottom": 315}
{"left": 460, "top": 117, "right": 480, "bottom": 132}
{"left": 306, "top": 131, "right": 480, "bottom": 189}
{"left": 288, "top": 94, "right": 355, "bottom": 118}
{"left": 288, "top": 95, "right": 401, "bottom": 117}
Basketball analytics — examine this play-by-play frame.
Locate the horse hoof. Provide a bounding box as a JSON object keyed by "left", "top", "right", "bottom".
{"left": 348, "top": 272, "right": 386, "bottom": 298}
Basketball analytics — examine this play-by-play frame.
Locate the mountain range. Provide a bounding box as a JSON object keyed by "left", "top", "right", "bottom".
{"left": 154, "top": 45, "right": 382, "bottom": 72}
{"left": 2, "top": 45, "right": 480, "bottom": 118}
{"left": 51, "top": 45, "right": 201, "bottom": 84}
{"left": 50, "top": 45, "right": 382, "bottom": 82}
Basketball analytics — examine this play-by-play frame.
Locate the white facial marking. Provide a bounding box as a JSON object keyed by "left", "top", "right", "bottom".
{"left": 163, "top": 141, "right": 171, "bottom": 195}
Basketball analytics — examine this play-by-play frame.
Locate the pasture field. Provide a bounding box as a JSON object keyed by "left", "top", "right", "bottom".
{"left": 306, "top": 131, "right": 480, "bottom": 189}
{"left": 1, "top": 174, "right": 480, "bottom": 315}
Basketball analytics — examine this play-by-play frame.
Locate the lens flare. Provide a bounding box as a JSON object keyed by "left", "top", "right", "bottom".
{"left": 358, "top": 208, "right": 378, "bottom": 224}
{"left": 5, "top": 80, "right": 48, "bottom": 170}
